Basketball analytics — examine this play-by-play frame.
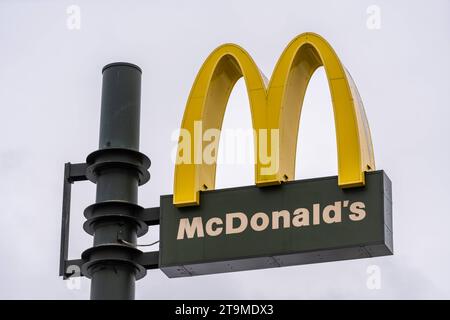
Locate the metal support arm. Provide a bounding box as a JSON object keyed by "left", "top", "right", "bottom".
{"left": 59, "top": 162, "right": 160, "bottom": 280}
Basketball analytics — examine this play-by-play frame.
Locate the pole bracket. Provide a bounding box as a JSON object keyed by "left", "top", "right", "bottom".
{"left": 59, "top": 162, "right": 88, "bottom": 279}
{"left": 59, "top": 162, "right": 160, "bottom": 280}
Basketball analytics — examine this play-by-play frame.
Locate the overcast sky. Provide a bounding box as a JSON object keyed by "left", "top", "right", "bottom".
{"left": 0, "top": 0, "right": 449, "bottom": 299}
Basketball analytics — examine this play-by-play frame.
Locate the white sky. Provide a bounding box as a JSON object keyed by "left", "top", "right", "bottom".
{"left": 0, "top": 0, "right": 449, "bottom": 299}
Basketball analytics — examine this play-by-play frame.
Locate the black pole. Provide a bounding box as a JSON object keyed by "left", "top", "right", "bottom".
{"left": 81, "top": 62, "right": 150, "bottom": 300}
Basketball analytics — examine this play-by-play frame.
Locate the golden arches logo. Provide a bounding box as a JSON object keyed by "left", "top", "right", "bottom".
{"left": 174, "top": 32, "right": 375, "bottom": 206}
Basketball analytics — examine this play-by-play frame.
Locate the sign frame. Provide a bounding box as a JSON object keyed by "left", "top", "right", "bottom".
{"left": 159, "top": 170, "right": 392, "bottom": 278}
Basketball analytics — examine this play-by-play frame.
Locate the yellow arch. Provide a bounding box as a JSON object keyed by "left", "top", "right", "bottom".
{"left": 174, "top": 32, "right": 375, "bottom": 206}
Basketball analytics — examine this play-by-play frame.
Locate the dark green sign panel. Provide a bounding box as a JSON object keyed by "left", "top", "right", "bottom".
{"left": 159, "top": 170, "right": 392, "bottom": 278}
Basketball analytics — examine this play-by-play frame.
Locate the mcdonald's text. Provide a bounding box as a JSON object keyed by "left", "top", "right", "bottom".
{"left": 176, "top": 200, "right": 366, "bottom": 240}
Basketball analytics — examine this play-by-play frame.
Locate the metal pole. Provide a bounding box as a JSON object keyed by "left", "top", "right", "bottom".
{"left": 87, "top": 62, "right": 145, "bottom": 300}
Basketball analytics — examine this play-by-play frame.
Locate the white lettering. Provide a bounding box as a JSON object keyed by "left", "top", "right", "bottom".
{"left": 226, "top": 212, "right": 248, "bottom": 234}
{"left": 250, "top": 212, "right": 270, "bottom": 231}
{"left": 177, "top": 217, "right": 204, "bottom": 240}
{"left": 349, "top": 201, "right": 366, "bottom": 221}
{"left": 272, "top": 210, "right": 290, "bottom": 229}
{"left": 292, "top": 208, "right": 310, "bottom": 227}
{"left": 205, "top": 217, "right": 223, "bottom": 236}
{"left": 323, "top": 201, "right": 342, "bottom": 224}
{"left": 176, "top": 200, "right": 368, "bottom": 240}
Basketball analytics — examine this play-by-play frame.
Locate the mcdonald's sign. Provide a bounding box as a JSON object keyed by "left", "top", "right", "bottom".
{"left": 159, "top": 33, "right": 392, "bottom": 278}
